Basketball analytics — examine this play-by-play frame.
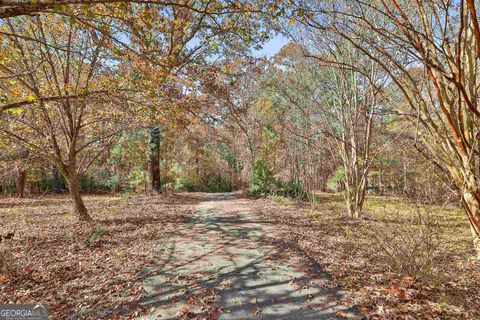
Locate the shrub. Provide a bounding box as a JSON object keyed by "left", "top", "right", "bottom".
{"left": 176, "top": 176, "right": 233, "bottom": 193}
{"left": 88, "top": 225, "right": 105, "bottom": 246}
{"left": 199, "top": 176, "right": 233, "bottom": 192}
{"left": 327, "top": 165, "right": 345, "bottom": 192}
{"left": 79, "top": 170, "right": 123, "bottom": 193}
{"left": 0, "top": 177, "right": 16, "bottom": 195}
{"left": 127, "top": 165, "right": 146, "bottom": 192}
{"left": 176, "top": 177, "right": 197, "bottom": 192}
{"left": 371, "top": 208, "right": 443, "bottom": 281}
{"left": 38, "top": 173, "right": 55, "bottom": 192}
{"left": 278, "top": 179, "right": 306, "bottom": 200}
{"left": 248, "top": 159, "right": 306, "bottom": 199}
{"left": 248, "top": 159, "right": 275, "bottom": 197}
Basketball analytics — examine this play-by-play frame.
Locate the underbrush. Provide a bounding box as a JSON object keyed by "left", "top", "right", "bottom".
{"left": 176, "top": 176, "right": 233, "bottom": 193}
{"left": 370, "top": 208, "right": 445, "bottom": 283}
{"left": 247, "top": 159, "right": 305, "bottom": 199}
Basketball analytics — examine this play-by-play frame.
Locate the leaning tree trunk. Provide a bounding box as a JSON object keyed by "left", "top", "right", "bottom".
{"left": 147, "top": 126, "right": 161, "bottom": 193}
{"left": 66, "top": 173, "right": 92, "bottom": 222}
{"left": 16, "top": 168, "right": 27, "bottom": 198}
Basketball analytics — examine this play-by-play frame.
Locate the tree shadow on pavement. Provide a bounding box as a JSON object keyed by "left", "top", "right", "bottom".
{"left": 106, "top": 193, "right": 362, "bottom": 319}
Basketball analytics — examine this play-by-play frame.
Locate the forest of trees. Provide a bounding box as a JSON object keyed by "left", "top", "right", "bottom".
{"left": 1, "top": 1, "right": 480, "bottom": 319}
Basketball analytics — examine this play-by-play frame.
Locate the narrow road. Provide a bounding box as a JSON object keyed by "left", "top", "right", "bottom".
{"left": 136, "top": 193, "right": 359, "bottom": 319}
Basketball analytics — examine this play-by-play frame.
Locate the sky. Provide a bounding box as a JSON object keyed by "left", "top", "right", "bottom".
{"left": 254, "top": 34, "right": 289, "bottom": 57}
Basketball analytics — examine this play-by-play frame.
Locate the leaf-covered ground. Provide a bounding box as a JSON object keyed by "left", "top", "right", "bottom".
{"left": 249, "top": 194, "right": 480, "bottom": 319}
{"left": 0, "top": 194, "right": 200, "bottom": 319}
{"left": 1, "top": 192, "right": 479, "bottom": 319}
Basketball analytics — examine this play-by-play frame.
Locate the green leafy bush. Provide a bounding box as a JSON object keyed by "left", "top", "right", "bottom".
{"left": 176, "top": 177, "right": 198, "bottom": 192}
{"left": 38, "top": 171, "right": 65, "bottom": 193}
{"left": 38, "top": 173, "right": 55, "bottom": 192}
{"left": 248, "top": 159, "right": 275, "bottom": 197}
{"left": 248, "top": 159, "right": 306, "bottom": 199}
{"left": 79, "top": 170, "right": 122, "bottom": 193}
{"left": 200, "top": 176, "right": 233, "bottom": 192}
{"left": 126, "top": 165, "right": 146, "bottom": 192}
{"left": 278, "top": 179, "right": 306, "bottom": 200}
{"left": 327, "top": 165, "right": 345, "bottom": 192}
{"left": 176, "top": 176, "right": 233, "bottom": 193}
{"left": 88, "top": 225, "right": 105, "bottom": 246}
{"left": 1, "top": 177, "right": 17, "bottom": 194}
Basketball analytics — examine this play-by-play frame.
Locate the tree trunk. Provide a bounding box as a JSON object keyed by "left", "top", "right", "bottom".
{"left": 28, "top": 181, "right": 38, "bottom": 195}
{"left": 449, "top": 161, "right": 480, "bottom": 258}
{"left": 147, "top": 126, "right": 161, "bottom": 193}
{"left": 67, "top": 174, "right": 92, "bottom": 222}
{"left": 462, "top": 190, "right": 480, "bottom": 258}
{"left": 17, "top": 168, "right": 27, "bottom": 198}
{"left": 354, "top": 176, "right": 368, "bottom": 219}
{"left": 345, "top": 179, "right": 367, "bottom": 219}
{"left": 52, "top": 166, "right": 63, "bottom": 193}
{"left": 195, "top": 156, "right": 200, "bottom": 176}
